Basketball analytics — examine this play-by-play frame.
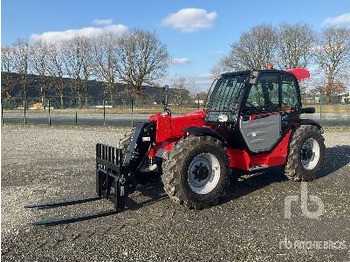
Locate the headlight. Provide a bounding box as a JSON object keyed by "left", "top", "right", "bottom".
{"left": 218, "top": 114, "right": 229, "bottom": 122}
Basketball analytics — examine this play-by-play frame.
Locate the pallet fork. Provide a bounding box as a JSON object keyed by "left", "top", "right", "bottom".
{"left": 25, "top": 144, "right": 130, "bottom": 226}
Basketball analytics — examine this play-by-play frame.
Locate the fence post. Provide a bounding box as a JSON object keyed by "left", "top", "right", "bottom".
{"left": 1, "top": 102, "right": 4, "bottom": 125}
{"left": 103, "top": 99, "right": 106, "bottom": 126}
{"left": 48, "top": 99, "right": 52, "bottom": 126}
{"left": 75, "top": 99, "right": 78, "bottom": 126}
{"left": 319, "top": 93, "right": 322, "bottom": 121}
{"left": 23, "top": 99, "right": 27, "bottom": 125}
{"left": 131, "top": 98, "right": 134, "bottom": 127}
{"left": 197, "top": 94, "right": 200, "bottom": 110}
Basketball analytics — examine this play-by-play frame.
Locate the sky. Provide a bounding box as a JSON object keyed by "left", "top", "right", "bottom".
{"left": 1, "top": 0, "right": 350, "bottom": 91}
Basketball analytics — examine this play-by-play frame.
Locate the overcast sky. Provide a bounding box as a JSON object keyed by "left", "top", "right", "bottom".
{"left": 2, "top": 0, "right": 350, "bottom": 91}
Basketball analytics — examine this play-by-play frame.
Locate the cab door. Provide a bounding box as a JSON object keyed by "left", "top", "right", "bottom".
{"left": 239, "top": 72, "right": 281, "bottom": 153}
{"left": 280, "top": 73, "right": 301, "bottom": 135}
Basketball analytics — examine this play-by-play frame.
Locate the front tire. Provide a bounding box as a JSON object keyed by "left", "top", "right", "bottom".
{"left": 162, "top": 136, "right": 230, "bottom": 209}
{"left": 285, "top": 125, "right": 325, "bottom": 181}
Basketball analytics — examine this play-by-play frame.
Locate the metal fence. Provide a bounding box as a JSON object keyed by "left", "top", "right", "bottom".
{"left": 1, "top": 94, "right": 350, "bottom": 127}
{"left": 302, "top": 93, "right": 350, "bottom": 126}
{"left": 1, "top": 96, "right": 203, "bottom": 127}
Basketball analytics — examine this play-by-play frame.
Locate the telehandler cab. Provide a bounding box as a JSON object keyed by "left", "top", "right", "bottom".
{"left": 26, "top": 68, "right": 325, "bottom": 226}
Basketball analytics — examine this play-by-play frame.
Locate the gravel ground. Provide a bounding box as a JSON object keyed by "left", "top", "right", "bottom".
{"left": 1, "top": 125, "right": 350, "bottom": 262}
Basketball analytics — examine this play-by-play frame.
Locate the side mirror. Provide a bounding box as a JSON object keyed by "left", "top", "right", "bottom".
{"left": 301, "top": 107, "right": 315, "bottom": 114}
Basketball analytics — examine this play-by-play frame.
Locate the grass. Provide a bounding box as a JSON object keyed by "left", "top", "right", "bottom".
{"left": 3, "top": 106, "right": 200, "bottom": 115}
{"left": 322, "top": 126, "right": 350, "bottom": 132}
{"left": 304, "top": 103, "right": 350, "bottom": 113}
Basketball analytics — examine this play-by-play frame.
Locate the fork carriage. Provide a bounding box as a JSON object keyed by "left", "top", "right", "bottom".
{"left": 26, "top": 144, "right": 132, "bottom": 226}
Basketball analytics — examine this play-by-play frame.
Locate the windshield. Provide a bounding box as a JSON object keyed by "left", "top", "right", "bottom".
{"left": 206, "top": 74, "right": 247, "bottom": 112}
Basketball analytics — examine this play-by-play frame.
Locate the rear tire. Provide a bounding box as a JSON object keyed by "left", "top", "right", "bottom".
{"left": 162, "top": 136, "right": 230, "bottom": 209}
{"left": 285, "top": 125, "right": 325, "bottom": 181}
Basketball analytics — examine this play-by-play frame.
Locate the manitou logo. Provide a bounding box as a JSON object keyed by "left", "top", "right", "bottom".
{"left": 284, "top": 182, "right": 325, "bottom": 219}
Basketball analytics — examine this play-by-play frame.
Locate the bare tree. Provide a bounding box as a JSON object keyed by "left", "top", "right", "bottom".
{"left": 216, "top": 24, "right": 278, "bottom": 72}
{"left": 81, "top": 40, "right": 93, "bottom": 108}
{"left": 62, "top": 35, "right": 91, "bottom": 108}
{"left": 170, "top": 76, "right": 193, "bottom": 105}
{"left": 1, "top": 45, "right": 15, "bottom": 99}
{"left": 91, "top": 33, "right": 119, "bottom": 107}
{"left": 47, "top": 42, "right": 66, "bottom": 108}
{"left": 277, "top": 23, "right": 315, "bottom": 69}
{"left": 196, "top": 91, "right": 208, "bottom": 101}
{"left": 312, "top": 77, "right": 346, "bottom": 101}
{"left": 115, "top": 29, "right": 170, "bottom": 98}
{"left": 11, "top": 39, "right": 30, "bottom": 102}
{"left": 30, "top": 40, "right": 51, "bottom": 108}
{"left": 315, "top": 27, "right": 350, "bottom": 101}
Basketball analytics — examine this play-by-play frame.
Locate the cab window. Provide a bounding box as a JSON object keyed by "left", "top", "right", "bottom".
{"left": 244, "top": 74, "right": 280, "bottom": 114}
{"left": 245, "top": 82, "right": 265, "bottom": 110}
{"left": 282, "top": 74, "right": 300, "bottom": 110}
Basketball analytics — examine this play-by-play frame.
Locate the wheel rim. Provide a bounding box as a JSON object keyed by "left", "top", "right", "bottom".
{"left": 187, "top": 153, "right": 221, "bottom": 195}
{"left": 300, "top": 138, "right": 320, "bottom": 170}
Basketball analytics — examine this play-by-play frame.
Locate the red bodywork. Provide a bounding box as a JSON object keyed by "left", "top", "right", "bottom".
{"left": 148, "top": 110, "right": 205, "bottom": 159}
{"left": 227, "top": 130, "right": 292, "bottom": 170}
{"left": 147, "top": 69, "right": 308, "bottom": 172}
{"left": 286, "top": 68, "right": 310, "bottom": 81}
{"left": 149, "top": 110, "right": 205, "bottom": 143}
{"left": 148, "top": 110, "right": 292, "bottom": 171}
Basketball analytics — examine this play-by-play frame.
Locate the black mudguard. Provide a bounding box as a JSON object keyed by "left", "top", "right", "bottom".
{"left": 296, "top": 119, "right": 323, "bottom": 130}
{"left": 183, "top": 126, "right": 227, "bottom": 146}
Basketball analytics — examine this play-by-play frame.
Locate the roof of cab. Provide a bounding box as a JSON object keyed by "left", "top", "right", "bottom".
{"left": 220, "top": 68, "right": 310, "bottom": 81}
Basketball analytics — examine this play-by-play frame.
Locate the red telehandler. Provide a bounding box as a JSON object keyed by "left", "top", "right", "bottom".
{"left": 26, "top": 68, "right": 325, "bottom": 226}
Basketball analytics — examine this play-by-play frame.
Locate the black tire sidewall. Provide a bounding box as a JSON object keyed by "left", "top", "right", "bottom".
{"left": 178, "top": 138, "right": 230, "bottom": 205}
{"left": 295, "top": 128, "right": 325, "bottom": 179}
